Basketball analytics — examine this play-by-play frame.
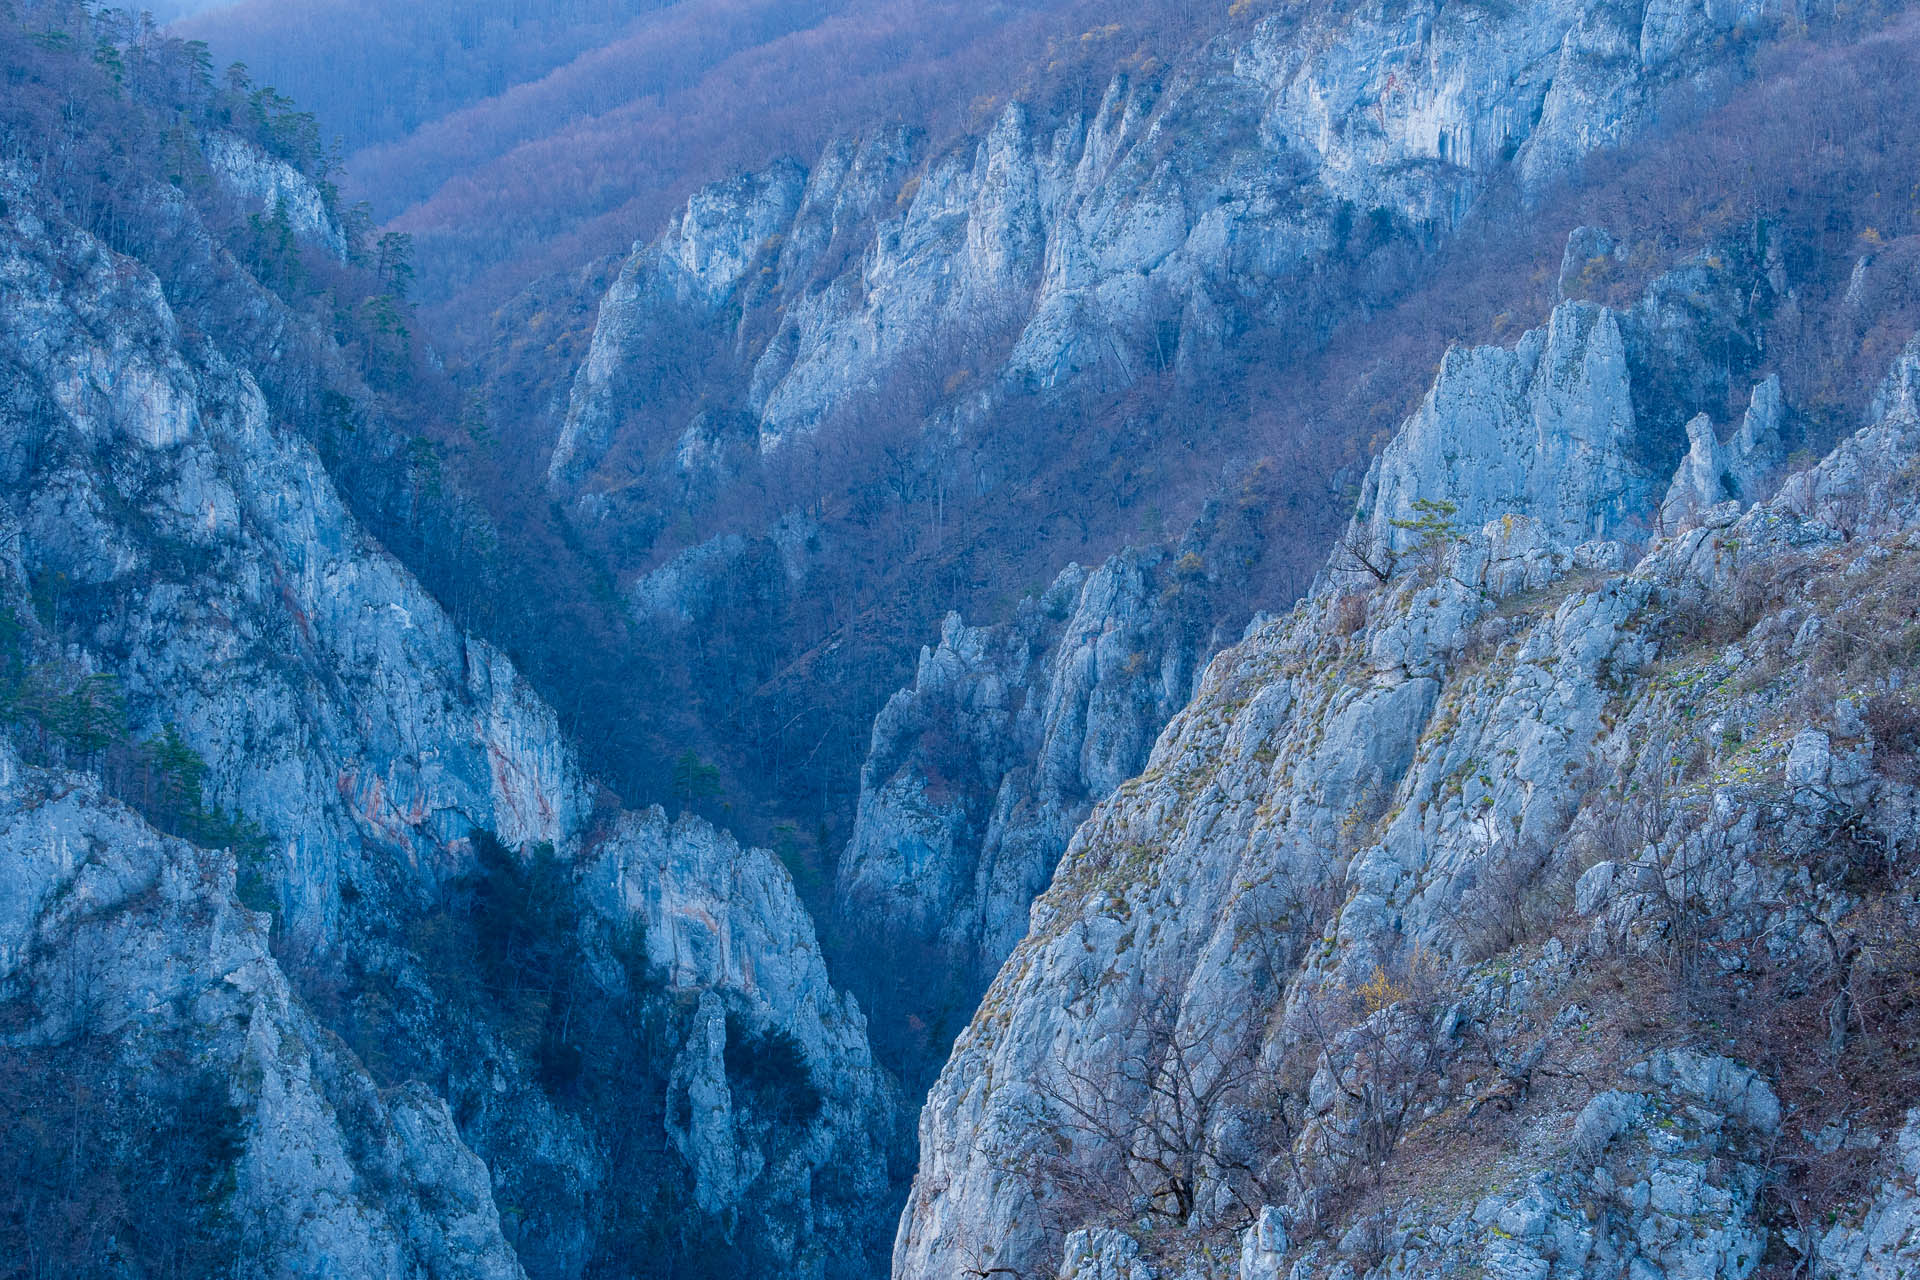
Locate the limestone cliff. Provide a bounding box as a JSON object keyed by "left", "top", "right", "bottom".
{"left": 10, "top": 5, "right": 1920, "bottom": 1278}
{"left": 834, "top": 551, "right": 1215, "bottom": 1059}
{"left": 0, "top": 738, "right": 527, "bottom": 1278}
{"left": 201, "top": 131, "right": 351, "bottom": 262}
{"left": 897, "top": 270, "right": 1920, "bottom": 1280}
{"left": 0, "top": 161, "right": 589, "bottom": 953}
{"left": 0, "top": 121, "right": 895, "bottom": 1279}
{"left": 552, "top": 0, "right": 1786, "bottom": 491}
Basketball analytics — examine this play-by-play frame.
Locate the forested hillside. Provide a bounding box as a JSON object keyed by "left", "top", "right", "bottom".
{"left": 178, "top": 0, "right": 675, "bottom": 153}
{"left": 179, "top": 0, "right": 1245, "bottom": 323}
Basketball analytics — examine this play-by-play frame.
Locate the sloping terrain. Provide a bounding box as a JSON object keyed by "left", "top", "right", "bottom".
{"left": 505, "top": 0, "right": 1920, "bottom": 1085}
{"left": 5, "top": 1, "right": 1920, "bottom": 1278}
{"left": 0, "top": 6, "right": 898, "bottom": 1276}
{"left": 179, "top": 0, "right": 1233, "bottom": 321}
{"left": 896, "top": 252, "right": 1920, "bottom": 1280}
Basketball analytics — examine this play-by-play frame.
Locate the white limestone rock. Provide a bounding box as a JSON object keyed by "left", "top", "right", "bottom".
{"left": 836, "top": 550, "right": 1211, "bottom": 1006}
{"left": 554, "top": 0, "right": 1792, "bottom": 494}
{"left": 1816, "top": 1110, "right": 1920, "bottom": 1279}
{"left": 1660, "top": 376, "right": 1787, "bottom": 532}
{"left": 1239, "top": 1207, "right": 1290, "bottom": 1280}
{"left": 201, "top": 131, "right": 349, "bottom": 261}
{"left": 0, "top": 153, "right": 895, "bottom": 1277}
{"left": 0, "top": 743, "right": 525, "bottom": 1279}
{"left": 1351, "top": 301, "right": 1651, "bottom": 562}
{"left": 1058, "top": 1228, "right": 1156, "bottom": 1280}
{"left": 896, "top": 274, "right": 1920, "bottom": 1280}
{"left": 577, "top": 807, "right": 900, "bottom": 1265}
{"left": 0, "top": 179, "right": 594, "bottom": 952}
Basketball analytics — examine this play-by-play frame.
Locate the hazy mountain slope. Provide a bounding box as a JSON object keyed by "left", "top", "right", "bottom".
{"left": 552, "top": 0, "right": 1843, "bottom": 497}
{"left": 181, "top": 0, "right": 1234, "bottom": 321}
{"left": 142, "top": 0, "right": 227, "bottom": 19}
{"left": 174, "top": 0, "right": 676, "bottom": 153}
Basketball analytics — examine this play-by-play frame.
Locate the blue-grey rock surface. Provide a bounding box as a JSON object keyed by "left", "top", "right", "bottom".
{"left": 0, "top": 143, "right": 895, "bottom": 1277}
{"left": 896, "top": 277, "right": 1920, "bottom": 1280}
{"left": 551, "top": 0, "right": 1786, "bottom": 494}
{"left": 835, "top": 550, "right": 1214, "bottom": 1020}
{"left": 8, "top": 3, "right": 1920, "bottom": 1278}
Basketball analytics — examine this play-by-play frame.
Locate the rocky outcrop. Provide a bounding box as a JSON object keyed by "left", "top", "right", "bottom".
{"left": 1817, "top": 1110, "right": 1920, "bottom": 1280}
{"left": 895, "top": 272, "right": 1920, "bottom": 1280}
{"left": 549, "top": 159, "right": 815, "bottom": 486}
{"left": 1349, "top": 254, "right": 1771, "bottom": 568}
{"left": 578, "top": 808, "right": 899, "bottom": 1256}
{"left": 0, "top": 739, "right": 525, "bottom": 1278}
{"left": 0, "top": 165, "right": 590, "bottom": 951}
{"left": 554, "top": 0, "right": 1789, "bottom": 490}
{"left": 1348, "top": 302, "right": 1651, "bottom": 558}
{"left": 1660, "top": 374, "right": 1786, "bottom": 532}
{"left": 834, "top": 551, "right": 1213, "bottom": 1037}
{"left": 0, "top": 147, "right": 896, "bottom": 1275}
{"left": 201, "top": 131, "right": 350, "bottom": 261}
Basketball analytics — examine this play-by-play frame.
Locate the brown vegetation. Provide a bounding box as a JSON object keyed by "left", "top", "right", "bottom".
{"left": 186, "top": 0, "right": 1269, "bottom": 322}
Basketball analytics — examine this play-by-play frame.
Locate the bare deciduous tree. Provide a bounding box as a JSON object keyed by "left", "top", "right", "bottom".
{"left": 1331, "top": 529, "right": 1394, "bottom": 584}
{"left": 1002, "top": 979, "right": 1275, "bottom": 1237}
{"left": 1292, "top": 948, "right": 1449, "bottom": 1210}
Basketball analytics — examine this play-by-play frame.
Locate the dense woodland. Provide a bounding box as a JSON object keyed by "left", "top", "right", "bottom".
{"left": 178, "top": 0, "right": 677, "bottom": 152}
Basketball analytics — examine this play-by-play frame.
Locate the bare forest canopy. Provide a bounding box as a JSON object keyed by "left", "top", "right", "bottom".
{"left": 176, "top": 0, "right": 1254, "bottom": 330}
{"left": 140, "top": 0, "right": 223, "bottom": 17}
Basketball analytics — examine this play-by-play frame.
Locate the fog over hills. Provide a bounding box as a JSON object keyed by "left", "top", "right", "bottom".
{"left": 145, "top": 0, "right": 226, "bottom": 19}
